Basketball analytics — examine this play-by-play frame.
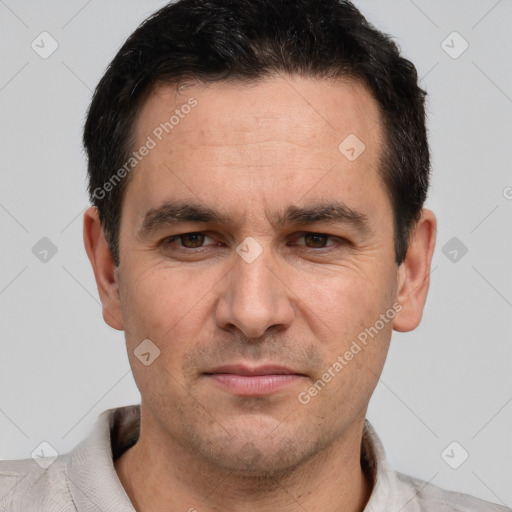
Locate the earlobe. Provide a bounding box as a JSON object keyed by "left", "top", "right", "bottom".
{"left": 392, "top": 208, "right": 437, "bottom": 333}
{"left": 83, "top": 206, "right": 125, "bottom": 331}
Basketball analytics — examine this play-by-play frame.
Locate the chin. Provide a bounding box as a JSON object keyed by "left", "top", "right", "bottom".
{"left": 190, "top": 424, "right": 319, "bottom": 479}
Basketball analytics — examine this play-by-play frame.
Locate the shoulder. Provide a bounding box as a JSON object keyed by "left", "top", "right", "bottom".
{"left": 0, "top": 455, "right": 74, "bottom": 511}
{"left": 361, "top": 420, "right": 510, "bottom": 512}
{"left": 394, "top": 470, "right": 511, "bottom": 512}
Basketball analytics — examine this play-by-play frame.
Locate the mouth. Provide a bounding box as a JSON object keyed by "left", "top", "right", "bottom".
{"left": 203, "top": 364, "right": 307, "bottom": 396}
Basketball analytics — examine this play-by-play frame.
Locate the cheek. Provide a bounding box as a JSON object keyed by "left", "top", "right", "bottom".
{"left": 119, "top": 262, "right": 219, "bottom": 355}
{"left": 298, "top": 272, "right": 394, "bottom": 415}
{"left": 294, "top": 264, "right": 396, "bottom": 399}
{"left": 118, "top": 267, "right": 205, "bottom": 400}
{"left": 298, "top": 263, "right": 390, "bottom": 338}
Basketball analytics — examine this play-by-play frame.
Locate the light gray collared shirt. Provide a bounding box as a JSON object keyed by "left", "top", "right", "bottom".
{"left": 0, "top": 405, "right": 509, "bottom": 511}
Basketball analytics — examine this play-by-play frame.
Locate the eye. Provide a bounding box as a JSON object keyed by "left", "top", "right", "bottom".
{"left": 162, "top": 232, "right": 216, "bottom": 249}
{"left": 294, "top": 233, "right": 337, "bottom": 248}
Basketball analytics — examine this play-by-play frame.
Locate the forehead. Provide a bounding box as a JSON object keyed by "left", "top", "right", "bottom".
{"left": 135, "top": 75, "right": 381, "bottom": 155}
{"left": 125, "top": 74, "right": 390, "bottom": 232}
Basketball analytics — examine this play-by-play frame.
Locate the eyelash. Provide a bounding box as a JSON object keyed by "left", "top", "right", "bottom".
{"left": 160, "top": 232, "right": 346, "bottom": 251}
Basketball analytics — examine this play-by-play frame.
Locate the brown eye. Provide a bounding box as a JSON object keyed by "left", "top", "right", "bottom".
{"left": 303, "top": 233, "right": 331, "bottom": 248}
{"left": 160, "top": 232, "right": 219, "bottom": 252}
{"left": 179, "top": 232, "right": 206, "bottom": 248}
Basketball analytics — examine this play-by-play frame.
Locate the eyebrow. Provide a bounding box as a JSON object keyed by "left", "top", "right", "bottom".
{"left": 137, "top": 202, "right": 230, "bottom": 239}
{"left": 136, "top": 200, "right": 371, "bottom": 239}
{"left": 275, "top": 202, "right": 370, "bottom": 235}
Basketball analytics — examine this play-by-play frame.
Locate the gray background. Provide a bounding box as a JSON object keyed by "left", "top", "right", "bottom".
{"left": 0, "top": 0, "right": 511, "bottom": 507}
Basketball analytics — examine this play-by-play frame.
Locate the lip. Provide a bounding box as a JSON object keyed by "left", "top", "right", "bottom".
{"left": 204, "top": 365, "right": 306, "bottom": 396}
{"left": 205, "top": 364, "right": 301, "bottom": 376}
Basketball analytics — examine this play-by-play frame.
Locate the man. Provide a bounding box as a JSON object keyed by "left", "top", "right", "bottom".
{"left": 0, "top": 0, "right": 508, "bottom": 510}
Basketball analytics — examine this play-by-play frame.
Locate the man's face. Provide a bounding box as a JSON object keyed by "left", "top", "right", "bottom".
{"left": 116, "top": 75, "right": 400, "bottom": 475}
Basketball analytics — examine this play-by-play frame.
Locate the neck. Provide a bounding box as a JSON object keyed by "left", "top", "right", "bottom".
{"left": 115, "top": 412, "right": 373, "bottom": 512}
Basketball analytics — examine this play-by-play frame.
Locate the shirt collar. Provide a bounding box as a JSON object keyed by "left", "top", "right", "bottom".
{"left": 65, "top": 406, "right": 137, "bottom": 511}
{"left": 64, "top": 405, "right": 405, "bottom": 512}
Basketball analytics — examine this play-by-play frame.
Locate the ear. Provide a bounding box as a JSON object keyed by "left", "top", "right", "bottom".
{"left": 393, "top": 208, "right": 437, "bottom": 332}
{"left": 83, "top": 206, "right": 124, "bottom": 331}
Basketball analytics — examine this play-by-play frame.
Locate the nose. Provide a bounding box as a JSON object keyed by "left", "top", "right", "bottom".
{"left": 215, "top": 248, "right": 295, "bottom": 339}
